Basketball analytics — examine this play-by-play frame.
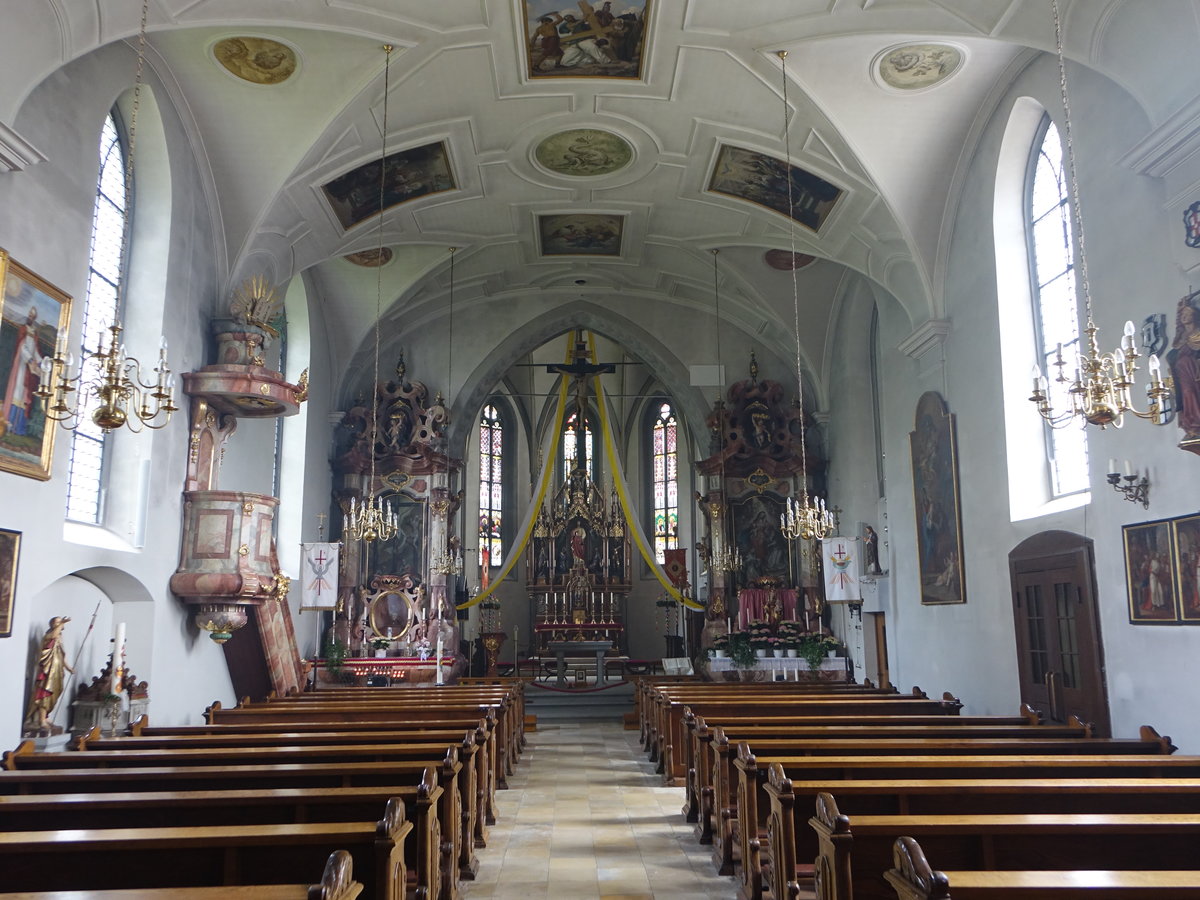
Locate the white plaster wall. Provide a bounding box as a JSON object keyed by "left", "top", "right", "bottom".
{"left": 851, "top": 53, "right": 1200, "bottom": 749}
{"left": 0, "top": 42, "right": 233, "bottom": 747}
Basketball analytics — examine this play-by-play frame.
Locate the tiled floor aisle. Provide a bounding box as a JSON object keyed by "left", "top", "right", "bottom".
{"left": 464, "top": 719, "right": 740, "bottom": 899}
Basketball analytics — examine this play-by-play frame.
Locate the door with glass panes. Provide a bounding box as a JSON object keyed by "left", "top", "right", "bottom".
{"left": 1010, "top": 531, "right": 1110, "bottom": 736}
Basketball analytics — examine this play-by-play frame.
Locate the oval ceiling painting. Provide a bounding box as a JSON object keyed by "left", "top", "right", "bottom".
{"left": 764, "top": 250, "right": 817, "bottom": 271}
{"left": 876, "top": 43, "right": 962, "bottom": 91}
{"left": 213, "top": 37, "right": 298, "bottom": 85}
{"left": 534, "top": 129, "right": 633, "bottom": 177}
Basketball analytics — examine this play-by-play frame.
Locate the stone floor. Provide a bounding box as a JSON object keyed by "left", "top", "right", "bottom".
{"left": 463, "top": 719, "right": 740, "bottom": 899}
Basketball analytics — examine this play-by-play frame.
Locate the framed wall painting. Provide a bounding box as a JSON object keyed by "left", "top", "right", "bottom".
{"left": 909, "top": 391, "right": 966, "bottom": 604}
{"left": 1123, "top": 518, "right": 1179, "bottom": 624}
{"left": 0, "top": 250, "right": 72, "bottom": 481}
{"left": 523, "top": 1, "right": 649, "bottom": 80}
{"left": 707, "top": 144, "right": 843, "bottom": 233}
{"left": 0, "top": 527, "right": 20, "bottom": 637}
{"left": 1171, "top": 513, "right": 1200, "bottom": 623}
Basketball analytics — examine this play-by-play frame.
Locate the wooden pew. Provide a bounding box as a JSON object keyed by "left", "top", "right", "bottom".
{"left": 0, "top": 799, "right": 413, "bottom": 900}
{"left": 731, "top": 736, "right": 1193, "bottom": 899}
{"left": 0, "top": 778, "right": 442, "bottom": 900}
{"left": 0, "top": 849, "right": 365, "bottom": 900}
{"left": 766, "top": 774, "right": 1200, "bottom": 900}
{"left": 655, "top": 690, "right": 962, "bottom": 784}
{"left": 206, "top": 699, "right": 516, "bottom": 789}
{"left": 0, "top": 752, "right": 464, "bottom": 900}
{"left": 685, "top": 707, "right": 1062, "bottom": 837}
{"left": 81, "top": 720, "right": 499, "bottom": 833}
{"left": 809, "top": 792, "right": 1200, "bottom": 900}
{"left": 885, "top": 836, "right": 1200, "bottom": 900}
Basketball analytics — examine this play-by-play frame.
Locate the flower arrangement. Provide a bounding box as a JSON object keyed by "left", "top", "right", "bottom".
{"left": 369, "top": 637, "right": 391, "bottom": 651}
{"left": 413, "top": 637, "right": 432, "bottom": 660}
{"left": 776, "top": 621, "right": 805, "bottom": 648}
{"left": 747, "top": 620, "right": 775, "bottom": 650}
{"left": 710, "top": 632, "right": 730, "bottom": 651}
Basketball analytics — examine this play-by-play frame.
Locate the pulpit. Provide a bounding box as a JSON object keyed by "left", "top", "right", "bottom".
{"left": 547, "top": 640, "right": 613, "bottom": 687}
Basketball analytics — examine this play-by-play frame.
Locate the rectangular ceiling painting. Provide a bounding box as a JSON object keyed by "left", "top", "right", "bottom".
{"left": 707, "top": 144, "right": 842, "bottom": 233}
{"left": 523, "top": 1, "right": 649, "bottom": 79}
{"left": 321, "top": 141, "right": 455, "bottom": 230}
{"left": 538, "top": 214, "right": 624, "bottom": 256}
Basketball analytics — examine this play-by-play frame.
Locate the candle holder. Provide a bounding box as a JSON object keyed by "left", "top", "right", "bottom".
{"left": 1107, "top": 470, "right": 1150, "bottom": 509}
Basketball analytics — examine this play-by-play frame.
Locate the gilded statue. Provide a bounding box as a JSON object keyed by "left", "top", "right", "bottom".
{"left": 24, "top": 616, "right": 73, "bottom": 735}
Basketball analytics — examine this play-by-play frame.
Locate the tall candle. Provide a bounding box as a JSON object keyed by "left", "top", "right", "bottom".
{"left": 727, "top": 617, "right": 732, "bottom": 633}
{"left": 435, "top": 634, "right": 444, "bottom": 685}
{"left": 111, "top": 622, "right": 126, "bottom": 694}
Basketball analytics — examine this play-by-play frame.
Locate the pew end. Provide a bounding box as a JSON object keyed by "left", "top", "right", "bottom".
{"left": 884, "top": 836, "right": 951, "bottom": 900}
{"left": 1141, "top": 724, "right": 1178, "bottom": 755}
{"left": 1020, "top": 703, "right": 1042, "bottom": 725}
{"left": 1066, "top": 714, "right": 1094, "bottom": 738}
{"left": 72, "top": 725, "right": 103, "bottom": 751}
{"left": 129, "top": 713, "right": 149, "bottom": 735}
{"left": 203, "top": 700, "right": 222, "bottom": 724}
{"left": 1, "top": 740, "right": 34, "bottom": 770}
{"left": 309, "top": 849, "right": 363, "bottom": 900}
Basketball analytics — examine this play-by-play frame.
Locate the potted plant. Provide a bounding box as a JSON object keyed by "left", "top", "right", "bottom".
{"left": 322, "top": 636, "right": 352, "bottom": 684}
{"left": 776, "top": 621, "right": 803, "bottom": 657}
{"left": 369, "top": 637, "right": 391, "bottom": 658}
{"left": 709, "top": 632, "right": 730, "bottom": 658}
{"left": 727, "top": 630, "right": 758, "bottom": 668}
{"left": 798, "top": 635, "right": 835, "bottom": 671}
{"left": 747, "top": 621, "right": 774, "bottom": 658}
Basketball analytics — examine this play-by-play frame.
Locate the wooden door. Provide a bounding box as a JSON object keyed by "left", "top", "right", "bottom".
{"left": 1010, "top": 531, "right": 1110, "bottom": 736}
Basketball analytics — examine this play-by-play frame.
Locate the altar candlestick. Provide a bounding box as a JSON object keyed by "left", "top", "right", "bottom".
{"left": 727, "top": 617, "right": 732, "bottom": 633}
{"left": 111, "top": 622, "right": 126, "bottom": 694}
{"left": 436, "top": 634, "right": 444, "bottom": 685}
{"left": 805, "top": 609, "right": 810, "bottom": 631}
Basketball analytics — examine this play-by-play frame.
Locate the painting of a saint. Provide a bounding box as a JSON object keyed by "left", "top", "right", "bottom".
{"left": 1172, "top": 515, "right": 1200, "bottom": 623}
{"left": 369, "top": 499, "right": 426, "bottom": 581}
{"left": 733, "top": 494, "right": 788, "bottom": 583}
{"left": 0, "top": 527, "right": 18, "bottom": 638}
{"left": 1168, "top": 290, "right": 1200, "bottom": 454}
{"left": 322, "top": 142, "right": 455, "bottom": 230}
{"left": 708, "top": 145, "right": 842, "bottom": 233}
{"left": 1124, "top": 519, "right": 1178, "bottom": 624}
{"left": 523, "top": 2, "right": 649, "bottom": 80}
{"left": 909, "top": 392, "right": 966, "bottom": 605}
{"left": 0, "top": 252, "right": 70, "bottom": 481}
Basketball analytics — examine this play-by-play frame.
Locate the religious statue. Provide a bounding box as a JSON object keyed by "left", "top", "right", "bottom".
{"left": 863, "top": 525, "right": 883, "bottom": 575}
{"left": 570, "top": 524, "right": 587, "bottom": 565}
{"left": 1169, "top": 293, "right": 1200, "bottom": 453}
{"left": 24, "top": 616, "right": 73, "bottom": 735}
{"left": 763, "top": 585, "right": 783, "bottom": 626}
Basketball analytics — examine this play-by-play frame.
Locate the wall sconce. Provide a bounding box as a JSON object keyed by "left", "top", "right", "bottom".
{"left": 1106, "top": 459, "right": 1150, "bottom": 509}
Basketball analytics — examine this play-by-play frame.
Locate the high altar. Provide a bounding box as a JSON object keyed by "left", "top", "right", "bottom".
{"left": 526, "top": 408, "right": 632, "bottom": 656}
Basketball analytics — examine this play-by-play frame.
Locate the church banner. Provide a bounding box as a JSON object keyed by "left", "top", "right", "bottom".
{"left": 821, "top": 536, "right": 861, "bottom": 604}
{"left": 300, "top": 542, "right": 339, "bottom": 610}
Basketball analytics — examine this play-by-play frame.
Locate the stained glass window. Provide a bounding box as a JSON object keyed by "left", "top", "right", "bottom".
{"left": 651, "top": 401, "right": 678, "bottom": 564}
{"left": 479, "top": 404, "right": 504, "bottom": 568}
{"left": 562, "top": 410, "right": 593, "bottom": 482}
{"left": 1027, "top": 117, "right": 1088, "bottom": 496}
{"left": 66, "top": 113, "right": 128, "bottom": 523}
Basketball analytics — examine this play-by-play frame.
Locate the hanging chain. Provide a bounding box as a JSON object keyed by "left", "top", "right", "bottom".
{"left": 779, "top": 50, "right": 810, "bottom": 501}
{"left": 446, "top": 245, "right": 457, "bottom": 478}
{"left": 1051, "top": 0, "right": 1094, "bottom": 326}
{"left": 369, "top": 45, "right": 393, "bottom": 490}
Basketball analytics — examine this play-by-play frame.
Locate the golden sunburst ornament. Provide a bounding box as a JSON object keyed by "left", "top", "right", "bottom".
{"left": 230, "top": 275, "right": 283, "bottom": 337}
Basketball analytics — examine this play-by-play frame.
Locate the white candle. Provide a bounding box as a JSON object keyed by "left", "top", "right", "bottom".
{"left": 1124, "top": 460, "right": 1134, "bottom": 478}
{"left": 1108, "top": 458, "right": 1118, "bottom": 476}
{"left": 727, "top": 617, "right": 732, "bottom": 633}
{"left": 112, "top": 622, "right": 126, "bottom": 694}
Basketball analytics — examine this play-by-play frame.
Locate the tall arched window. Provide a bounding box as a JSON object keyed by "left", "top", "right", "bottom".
{"left": 649, "top": 400, "right": 678, "bottom": 563}
{"left": 1027, "top": 116, "right": 1088, "bottom": 496}
{"left": 66, "top": 112, "right": 128, "bottom": 523}
{"left": 479, "top": 403, "right": 504, "bottom": 568}
{"left": 562, "top": 410, "right": 594, "bottom": 482}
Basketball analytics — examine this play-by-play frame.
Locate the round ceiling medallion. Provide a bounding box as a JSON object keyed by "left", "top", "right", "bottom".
{"left": 534, "top": 129, "right": 633, "bottom": 177}
{"left": 344, "top": 248, "right": 394, "bottom": 267}
{"left": 764, "top": 250, "right": 816, "bottom": 271}
{"left": 213, "top": 37, "right": 298, "bottom": 85}
{"left": 876, "top": 43, "right": 963, "bottom": 91}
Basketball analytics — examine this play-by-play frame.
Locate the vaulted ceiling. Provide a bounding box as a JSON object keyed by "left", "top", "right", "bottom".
{"left": 4, "top": 1, "right": 1199, "bottom": 401}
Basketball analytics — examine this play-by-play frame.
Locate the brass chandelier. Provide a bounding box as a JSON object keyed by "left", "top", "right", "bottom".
{"left": 773, "top": 50, "right": 835, "bottom": 543}
{"left": 345, "top": 45, "right": 398, "bottom": 545}
{"left": 1029, "top": 0, "right": 1171, "bottom": 430}
{"left": 35, "top": 0, "right": 178, "bottom": 434}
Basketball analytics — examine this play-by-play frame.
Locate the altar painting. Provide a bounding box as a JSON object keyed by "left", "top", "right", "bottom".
{"left": 369, "top": 498, "right": 427, "bottom": 582}
{"left": 733, "top": 493, "right": 789, "bottom": 583}
{"left": 1172, "top": 514, "right": 1200, "bottom": 623}
{"left": 909, "top": 391, "right": 966, "bottom": 605}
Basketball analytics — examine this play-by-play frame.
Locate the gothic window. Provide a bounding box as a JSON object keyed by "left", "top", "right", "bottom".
{"left": 1027, "top": 116, "right": 1088, "bottom": 496}
{"left": 479, "top": 402, "right": 504, "bottom": 568}
{"left": 562, "top": 410, "right": 594, "bottom": 482}
{"left": 66, "top": 112, "right": 128, "bottom": 523}
{"left": 649, "top": 400, "right": 678, "bottom": 564}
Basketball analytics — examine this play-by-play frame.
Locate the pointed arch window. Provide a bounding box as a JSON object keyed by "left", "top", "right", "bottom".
{"left": 1027, "top": 117, "right": 1088, "bottom": 496}
{"left": 650, "top": 400, "right": 678, "bottom": 564}
{"left": 65, "top": 112, "right": 128, "bottom": 523}
{"left": 562, "top": 410, "right": 594, "bottom": 482}
{"left": 479, "top": 403, "right": 504, "bottom": 568}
